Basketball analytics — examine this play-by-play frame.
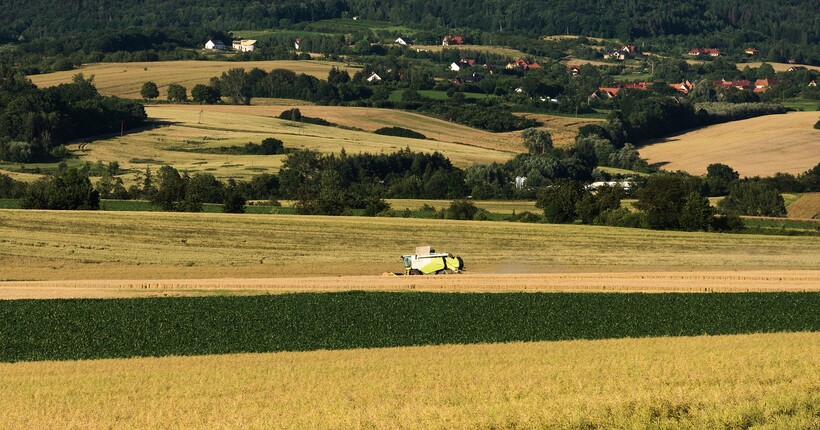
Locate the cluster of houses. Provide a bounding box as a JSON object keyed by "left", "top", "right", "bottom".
{"left": 604, "top": 45, "right": 640, "bottom": 61}
{"left": 688, "top": 48, "right": 722, "bottom": 57}
{"left": 204, "top": 39, "right": 257, "bottom": 52}
{"left": 589, "top": 77, "right": 785, "bottom": 100}
{"left": 505, "top": 59, "right": 541, "bottom": 70}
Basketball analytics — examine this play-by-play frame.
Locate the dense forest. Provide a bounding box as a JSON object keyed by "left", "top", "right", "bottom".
{"left": 1, "top": 0, "right": 818, "bottom": 66}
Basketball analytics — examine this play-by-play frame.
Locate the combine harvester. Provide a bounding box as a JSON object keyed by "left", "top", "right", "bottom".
{"left": 388, "top": 246, "right": 464, "bottom": 275}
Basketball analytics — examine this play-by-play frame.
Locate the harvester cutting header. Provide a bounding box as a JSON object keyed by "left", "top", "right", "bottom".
{"left": 400, "top": 246, "right": 464, "bottom": 275}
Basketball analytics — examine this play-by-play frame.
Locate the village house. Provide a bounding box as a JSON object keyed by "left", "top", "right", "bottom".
{"left": 204, "top": 39, "right": 226, "bottom": 50}
{"left": 506, "top": 59, "right": 541, "bottom": 70}
{"left": 232, "top": 39, "right": 257, "bottom": 52}
{"left": 689, "top": 48, "right": 721, "bottom": 56}
{"left": 754, "top": 78, "right": 776, "bottom": 93}
{"left": 442, "top": 35, "right": 464, "bottom": 46}
{"left": 809, "top": 80, "right": 817, "bottom": 87}
{"left": 603, "top": 50, "right": 627, "bottom": 61}
{"left": 394, "top": 37, "right": 413, "bottom": 46}
{"left": 568, "top": 64, "right": 581, "bottom": 76}
{"left": 669, "top": 80, "right": 694, "bottom": 94}
{"left": 294, "top": 37, "right": 301, "bottom": 50}
{"left": 450, "top": 59, "right": 476, "bottom": 71}
{"left": 744, "top": 48, "right": 759, "bottom": 55}
{"left": 366, "top": 72, "right": 382, "bottom": 83}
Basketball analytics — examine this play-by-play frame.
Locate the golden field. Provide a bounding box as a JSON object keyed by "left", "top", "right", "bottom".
{"left": 640, "top": 111, "right": 820, "bottom": 177}
{"left": 64, "top": 105, "right": 513, "bottom": 182}
{"left": 787, "top": 192, "right": 820, "bottom": 219}
{"left": 27, "top": 60, "right": 361, "bottom": 99}
{"left": 2, "top": 209, "right": 819, "bottom": 282}
{"left": 1, "top": 332, "right": 817, "bottom": 429}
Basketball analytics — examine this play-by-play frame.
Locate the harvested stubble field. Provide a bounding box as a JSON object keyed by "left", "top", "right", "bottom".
{"left": 1, "top": 332, "right": 817, "bottom": 428}
{"left": 787, "top": 192, "right": 820, "bottom": 219}
{"left": 27, "top": 60, "right": 361, "bottom": 99}
{"left": 154, "top": 103, "right": 530, "bottom": 152}
{"left": 67, "top": 105, "right": 512, "bottom": 182}
{"left": 1, "top": 209, "right": 819, "bottom": 285}
{"left": 640, "top": 111, "right": 820, "bottom": 177}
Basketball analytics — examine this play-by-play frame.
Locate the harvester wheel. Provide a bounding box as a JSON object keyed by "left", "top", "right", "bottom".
{"left": 409, "top": 269, "right": 422, "bottom": 276}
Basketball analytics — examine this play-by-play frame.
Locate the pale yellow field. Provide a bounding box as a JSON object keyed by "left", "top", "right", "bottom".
{"left": 384, "top": 198, "right": 539, "bottom": 214}
{"left": 64, "top": 105, "right": 513, "bottom": 182}
{"left": 1, "top": 332, "right": 817, "bottom": 429}
{"left": 2, "top": 270, "right": 818, "bottom": 300}
{"left": 787, "top": 193, "right": 820, "bottom": 219}
{"left": 412, "top": 44, "right": 531, "bottom": 59}
{"left": 154, "top": 104, "right": 529, "bottom": 153}
{"left": 28, "top": 60, "right": 362, "bottom": 99}
{"left": 640, "top": 111, "right": 820, "bottom": 176}
{"left": 741, "top": 62, "right": 820, "bottom": 72}
{"left": 2, "top": 209, "right": 819, "bottom": 282}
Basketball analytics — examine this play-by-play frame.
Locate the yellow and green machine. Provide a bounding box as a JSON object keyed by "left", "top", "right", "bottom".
{"left": 401, "top": 246, "right": 464, "bottom": 275}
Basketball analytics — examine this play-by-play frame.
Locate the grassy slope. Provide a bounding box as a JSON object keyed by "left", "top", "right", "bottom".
{"left": 639, "top": 111, "right": 820, "bottom": 177}
{"left": 1, "top": 209, "right": 819, "bottom": 280}
{"left": 27, "top": 60, "right": 362, "bottom": 99}
{"left": 1, "top": 332, "right": 817, "bottom": 428}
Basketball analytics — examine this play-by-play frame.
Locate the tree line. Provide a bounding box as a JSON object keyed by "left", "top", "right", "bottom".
{"left": 0, "top": 69, "right": 146, "bottom": 162}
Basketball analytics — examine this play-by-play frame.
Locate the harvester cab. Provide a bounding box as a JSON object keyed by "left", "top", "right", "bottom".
{"left": 401, "top": 246, "right": 464, "bottom": 275}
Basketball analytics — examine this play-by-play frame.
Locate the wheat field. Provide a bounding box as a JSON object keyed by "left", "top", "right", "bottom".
{"left": 27, "top": 60, "right": 361, "bottom": 99}
{"left": 640, "top": 111, "right": 820, "bottom": 177}
{"left": 1, "top": 332, "right": 817, "bottom": 429}
{"left": 2, "top": 209, "right": 819, "bottom": 282}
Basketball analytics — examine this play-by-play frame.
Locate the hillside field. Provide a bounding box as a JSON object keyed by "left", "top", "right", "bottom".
{"left": 787, "top": 192, "right": 820, "bottom": 219}
{"left": 1, "top": 332, "right": 817, "bottom": 428}
{"left": 639, "top": 111, "right": 820, "bottom": 177}
{"left": 27, "top": 60, "right": 362, "bottom": 99}
{"left": 58, "top": 105, "right": 514, "bottom": 182}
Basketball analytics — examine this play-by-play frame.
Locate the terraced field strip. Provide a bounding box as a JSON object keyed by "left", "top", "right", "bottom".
{"left": 640, "top": 111, "right": 820, "bottom": 177}
{"left": 2, "top": 270, "right": 819, "bottom": 299}
{"left": 28, "top": 60, "right": 362, "bottom": 99}
{"left": 3, "top": 332, "right": 816, "bottom": 428}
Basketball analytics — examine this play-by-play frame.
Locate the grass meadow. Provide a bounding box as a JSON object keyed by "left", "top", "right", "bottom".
{"left": 1, "top": 332, "right": 817, "bottom": 428}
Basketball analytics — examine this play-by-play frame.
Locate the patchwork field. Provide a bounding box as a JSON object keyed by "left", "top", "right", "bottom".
{"left": 2, "top": 209, "right": 819, "bottom": 282}
{"left": 63, "top": 105, "right": 514, "bottom": 182}
{"left": 640, "top": 111, "right": 820, "bottom": 176}
{"left": 28, "top": 60, "right": 362, "bottom": 99}
{"left": 1, "top": 332, "right": 817, "bottom": 428}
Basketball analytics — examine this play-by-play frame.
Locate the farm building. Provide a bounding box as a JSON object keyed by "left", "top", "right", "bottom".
{"left": 442, "top": 35, "right": 464, "bottom": 46}
{"left": 204, "top": 40, "right": 226, "bottom": 50}
{"left": 395, "top": 37, "right": 413, "bottom": 46}
{"left": 232, "top": 39, "right": 257, "bottom": 52}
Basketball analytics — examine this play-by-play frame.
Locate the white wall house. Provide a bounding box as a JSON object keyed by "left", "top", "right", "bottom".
{"left": 204, "top": 39, "right": 225, "bottom": 50}
{"left": 366, "top": 73, "right": 382, "bottom": 83}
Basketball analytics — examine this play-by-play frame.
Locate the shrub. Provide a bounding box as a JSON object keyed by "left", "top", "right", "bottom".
{"left": 374, "top": 127, "right": 427, "bottom": 139}
{"left": 445, "top": 199, "right": 479, "bottom": 220}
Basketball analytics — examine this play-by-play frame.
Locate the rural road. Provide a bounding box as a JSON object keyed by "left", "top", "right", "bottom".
{"left": 2, "top": 270, "right": 819, "bottom": 299}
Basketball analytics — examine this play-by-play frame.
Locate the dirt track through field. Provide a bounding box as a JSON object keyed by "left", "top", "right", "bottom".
{"left": 2, "top": 270, "right": 818, "bottom": 299}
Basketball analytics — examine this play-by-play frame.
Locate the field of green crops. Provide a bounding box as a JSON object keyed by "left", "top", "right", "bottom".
{"left": 2, "top": 292, "right": 818, "bottom": 362}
